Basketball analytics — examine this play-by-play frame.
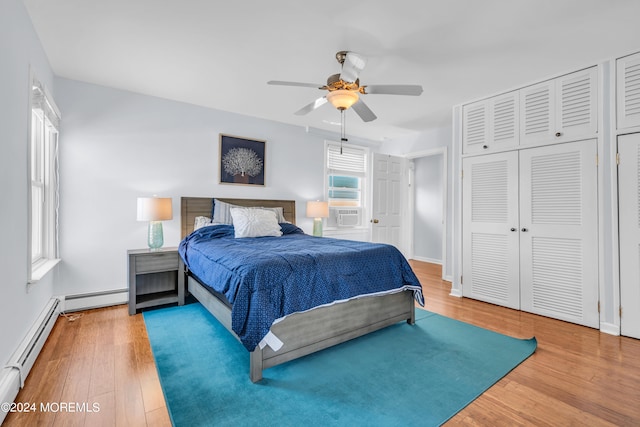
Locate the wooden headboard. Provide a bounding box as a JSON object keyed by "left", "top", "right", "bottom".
{"left": 180, "top": 197, "right": 297, "bottom": 239}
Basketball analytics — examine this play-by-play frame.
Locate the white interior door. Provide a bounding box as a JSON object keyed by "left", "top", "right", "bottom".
{"left": 371, "top": 153, "right": 404, "bottom": 250}
{"left": 462, "top": 152, "right": 520, "bottom": 309}
{"left": 618, "top": 133, "right": 640, "bottom": 339}
{"left": 519, "top": 139, "right": 599, "bottom": 328}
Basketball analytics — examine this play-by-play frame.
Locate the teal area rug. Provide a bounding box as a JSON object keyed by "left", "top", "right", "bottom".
{"left": 144, "top": 303, "right": 536, "bottom": 427}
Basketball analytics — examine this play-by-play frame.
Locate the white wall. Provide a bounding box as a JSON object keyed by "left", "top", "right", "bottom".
{"left": 413, "top": 154, "right": 443, "bottom": 263}
{"left": 53, "top": 78, "right": 354, "bottom": 297}
{"left": 0, "top": 0, "right": 58, "bottom": 365}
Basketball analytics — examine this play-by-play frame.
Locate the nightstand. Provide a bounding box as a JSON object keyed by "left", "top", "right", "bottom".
{"left": 128, "top": 247, "right": 184, "bottom": 315}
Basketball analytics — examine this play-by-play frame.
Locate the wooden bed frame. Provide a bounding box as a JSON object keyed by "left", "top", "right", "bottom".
{"left": 179, "top": 196, "right": 416, "bottom": 382}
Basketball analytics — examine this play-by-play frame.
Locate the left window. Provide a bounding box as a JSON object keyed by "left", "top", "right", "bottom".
{"left": 28, "top": 77, "right": 60, "bottom": 282}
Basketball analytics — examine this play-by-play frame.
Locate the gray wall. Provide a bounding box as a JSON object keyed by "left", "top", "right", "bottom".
{"left": 413, "top": 154, "right": 443, "bottom": 263}
{"left": 0, "top": 0, "right": 58, "bottom": 365}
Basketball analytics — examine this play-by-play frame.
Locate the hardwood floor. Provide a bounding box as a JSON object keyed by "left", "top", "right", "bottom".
{"left": 3, "top": 304, "right": 172, "bottom": 427}
{"left": 4, "top": 261, "right": 640, "bottom": 426}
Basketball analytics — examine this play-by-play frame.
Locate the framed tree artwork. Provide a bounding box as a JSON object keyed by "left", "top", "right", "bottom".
{"left": 219, "top": 134, "right": 266, "bottom": 186}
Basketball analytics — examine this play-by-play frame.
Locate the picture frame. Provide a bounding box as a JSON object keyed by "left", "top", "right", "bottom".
{"left": 219, "top": 134, "right": 266, "bottom": 186}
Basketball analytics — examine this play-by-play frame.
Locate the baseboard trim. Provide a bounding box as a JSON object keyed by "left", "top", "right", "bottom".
{"left": 449, "top": 288, "right": 463, "bottom": 298}
{"left": 599, "top": 322, "right": 620, "bottom": 336}
{"left": 64, "top": 289, "right": 128, "bottom": 312}
{"left": 411, "top": 256, "right": 442, "bottom": 265}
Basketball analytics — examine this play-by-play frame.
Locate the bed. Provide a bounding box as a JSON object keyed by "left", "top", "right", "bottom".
{"left": 179, "top": 197, "right": 423, "bottom": 382}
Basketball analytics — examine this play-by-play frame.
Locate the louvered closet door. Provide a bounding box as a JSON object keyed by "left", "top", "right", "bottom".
{"left": 556, "top": 68, "right": 597, "bottom": 139}
{"left": 617, "top": 53, "right": 640, "bottom": 129}
{"left": 462, "top": 152, "right": 520, "bottom": 309}
{"left": 520, "top": 80, "right": 555, "bottom": 145}
{"left": 462, "top": 101, "right": 489, "bottom": 154}
{"left": 462, "top": 92, "right": 519, "bottom": 154}
{"left": 519, "top": 140, "right": 599, "bottom": 328}
{"left": 618, "top": 133, "right": 640, "bottom": 339}
{"left": 491, "top": 91, "right": 519, "bottom": 149}
{"left": 520, "top": 68, "right": 597, "bottom": 146}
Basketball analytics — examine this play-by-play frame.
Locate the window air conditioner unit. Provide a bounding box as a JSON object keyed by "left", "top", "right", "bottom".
{"left": 336, "top": 208, "right": 361, "bottom": 227}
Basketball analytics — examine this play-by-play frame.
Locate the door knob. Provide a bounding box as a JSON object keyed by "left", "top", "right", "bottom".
{"left": 371, "top": 219, "right": 379, "bottom": 224}
{"left": 510, "top": 228, "right": 517, "bottom": 232}
{"left": 521, "top": 228, "right": 528, "bottom": 232}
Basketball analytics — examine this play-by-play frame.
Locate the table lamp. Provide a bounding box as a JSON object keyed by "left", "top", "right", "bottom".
{"left": 137, "top": 197, "right": 173, "bottom": 250}
{"left": 306, "top": 201, "right": 329, "bottom": 237}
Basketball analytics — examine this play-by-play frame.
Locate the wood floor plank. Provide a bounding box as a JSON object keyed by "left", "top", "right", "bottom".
{"left": 4, "top": 261, "right": 640, "bottom": 426}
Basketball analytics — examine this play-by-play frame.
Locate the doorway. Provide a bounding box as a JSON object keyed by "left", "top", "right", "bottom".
{"left": 406, "top": 147, "right": 448, "bottom": 280}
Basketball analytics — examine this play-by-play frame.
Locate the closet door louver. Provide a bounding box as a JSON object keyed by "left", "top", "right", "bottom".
{"left": 519, "top": 139, "right": 599, "bottom": 328}
{"left": 617, "top": 53, "right": 640, "bottom": 129}
{"left": 462, "top": 152, "right": 520, "bottom": 309}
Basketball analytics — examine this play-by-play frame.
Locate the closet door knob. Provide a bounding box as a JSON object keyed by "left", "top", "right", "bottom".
{"left": 555, "top": 132, "right": 562, "bottom": 137}
{"left": 521, "top": 228, "right": 528, "bottom": 232}
{"left": 482, "top": 145, "right": 489, "bottom": 149}
{"left": 510, "top": 228, "right": 517, "bottom": 232}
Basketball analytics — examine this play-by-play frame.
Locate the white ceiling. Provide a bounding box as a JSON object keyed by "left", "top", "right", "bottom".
{"left": 22, "top": 0, "right": 640, "bottom": 141}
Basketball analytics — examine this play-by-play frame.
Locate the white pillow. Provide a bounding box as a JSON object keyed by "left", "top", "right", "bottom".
{"left": 230, "top": 208, "right": 283, "bottom": 238}
{"left": 194, "top": 216, "right": 212, "bottom": 230}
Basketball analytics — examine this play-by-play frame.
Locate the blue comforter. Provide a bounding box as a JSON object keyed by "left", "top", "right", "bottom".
{"left": 179, "top": 223, "right": 424, "bottom": 351}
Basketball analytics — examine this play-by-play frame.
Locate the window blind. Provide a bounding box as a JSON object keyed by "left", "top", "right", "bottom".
{"left": 327, "top": 144, "right": 366, "bottom": 176}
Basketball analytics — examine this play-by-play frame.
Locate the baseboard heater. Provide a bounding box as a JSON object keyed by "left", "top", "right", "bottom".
{"left": 64, "top": 288, "right": 127, "bottom": 312}
{"left": 0, "top": 297, "right": 61, "bottom": 423}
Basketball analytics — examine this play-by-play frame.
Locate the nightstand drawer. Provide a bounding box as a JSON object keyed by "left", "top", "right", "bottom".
{"left": 135, "top": 253, "right": 179, "bottom": 273}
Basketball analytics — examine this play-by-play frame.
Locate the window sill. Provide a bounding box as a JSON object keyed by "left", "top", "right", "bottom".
{"left": 29, "top": 258, "right": 61, "bottom": 283}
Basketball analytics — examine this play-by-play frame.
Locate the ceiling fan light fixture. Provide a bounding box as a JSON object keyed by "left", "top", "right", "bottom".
{"left": 326, "top": 89, "right": 359, "bottom": 110}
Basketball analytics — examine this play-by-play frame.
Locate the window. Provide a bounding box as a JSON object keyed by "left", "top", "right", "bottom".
{"left": 28, "top": 77, "right": 60, "bottom": 282}
{"left": 325, "top": 142, "right": 367, "bottom": 227}
{"left": 326, "top": 142, "right": 367, "bottom": 207}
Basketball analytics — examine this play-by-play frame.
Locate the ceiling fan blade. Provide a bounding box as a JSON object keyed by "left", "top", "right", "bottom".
{"left": 294, "top": 97, "right": 328, "bottom": 115}
{"left": 268, "top": 80, "right": 323, "bottom": 89}
{"left": 364, "top": 85, "right": 423, "bottom": 96}
{"left": 352, "top": 99, "right": 377, "bottom": 122}
{"left": 340, "top": 52, "right": 367, "bottom": 83}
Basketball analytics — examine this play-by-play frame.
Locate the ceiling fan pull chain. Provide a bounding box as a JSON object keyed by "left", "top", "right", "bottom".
{"left": 340, "top": 109, "right": 348, "bottom": 154}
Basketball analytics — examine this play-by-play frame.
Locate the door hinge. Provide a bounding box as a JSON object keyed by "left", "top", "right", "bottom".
{"left": 597, "top": 301, "right": 600, "bottom": 313}
{"left": 461, "top": 170, "right": 464, "bottom": 179}
{"left": 620, "top": 305, "right": 623, "bottom": 318}
{"left": 460, "top": 275, "right": 463, "bottom": 285}
{"left": 596, "top": 154, "right": 599, "bottom": 166}
{"left": 616, "top": 152, "right": 620, "bottom": 165}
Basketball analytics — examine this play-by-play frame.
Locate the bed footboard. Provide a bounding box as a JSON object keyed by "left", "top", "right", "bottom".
{"left": 184, "top": 260, "right": 415, "bottom": 382}
{"left": 251, "top": 289, "right": 414, "bottom": 382}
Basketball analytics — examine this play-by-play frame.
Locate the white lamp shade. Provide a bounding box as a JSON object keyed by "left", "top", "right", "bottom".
{"left": 306, "top": 201, "right": 329, "bottom": 218}
{"left": 137, "top": 197, "right": 173, "bottom": 221}
{"left": 326, "top": 89, "right": 359, "bottom": 110}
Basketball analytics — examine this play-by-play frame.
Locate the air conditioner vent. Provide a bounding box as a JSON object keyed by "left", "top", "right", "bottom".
{"left": 337, "top": 209, "right": 359, "bottom": 215}
{"left": 336, "top": 208, "right": 362, "bottom": 227}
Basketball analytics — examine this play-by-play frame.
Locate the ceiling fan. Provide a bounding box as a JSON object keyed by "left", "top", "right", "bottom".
{"left": 267, "top": 51, "right": 423, "bottom": 122}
